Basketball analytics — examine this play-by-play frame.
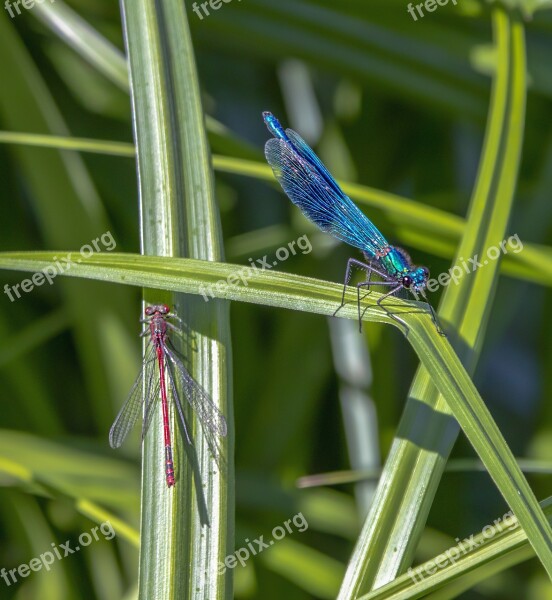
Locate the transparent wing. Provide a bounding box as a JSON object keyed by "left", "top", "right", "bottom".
{"left": 265, "top": 137, "right": 390, "bottom": 258}
{"left": 163, "top": 342, "right": 227, "bottom": 438}
{"left": 163, "top": 358, "right": 192, "bottom": 445}
{"left": 141, "top": 377, "right": 160, "bottom": 441}
{"left": 109, "top": 345, "right": 156, "bottom": 448}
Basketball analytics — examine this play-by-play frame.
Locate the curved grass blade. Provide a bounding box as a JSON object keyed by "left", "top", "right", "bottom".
{"left": 337, "top": 9, "right": 535, "bottom": 595}
{"left": 0, "top": 129, "right": 549, "bottom": 287}
{"left": 0, "top": 251, "right": 551, "bottom": 579}
{"left": 33, "top": 0, "right": 129, "bottom": 91}
{"left": 356, "top": 498, "right": 552, "bottom": 600}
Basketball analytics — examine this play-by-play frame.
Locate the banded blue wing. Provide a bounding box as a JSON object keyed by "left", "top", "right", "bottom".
{"left": 285, "top": 128, "right": 344, "bottom": 197}
{"left": 265, "top": 137, "right": 390, "bottom": 258}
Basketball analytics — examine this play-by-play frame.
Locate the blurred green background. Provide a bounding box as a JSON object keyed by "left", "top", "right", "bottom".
{"left": 0, "top": 0, "right": 551, "bottom": 598}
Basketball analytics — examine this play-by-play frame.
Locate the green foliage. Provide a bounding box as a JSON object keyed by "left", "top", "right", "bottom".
{"left": 0, "top": 1, "right": 551, "bottom": 600}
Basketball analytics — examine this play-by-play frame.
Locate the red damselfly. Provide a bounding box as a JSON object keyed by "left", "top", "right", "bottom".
{"left": 109, "top": 304, "right": 227, "bottom": 487}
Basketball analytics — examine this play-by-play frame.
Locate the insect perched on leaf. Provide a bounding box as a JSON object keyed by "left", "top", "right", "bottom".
{"left": 263, "top": 111, "right": 443, "bottom": 334}
{"left": 109, "top": 304, "right": 227, "bottom": 487}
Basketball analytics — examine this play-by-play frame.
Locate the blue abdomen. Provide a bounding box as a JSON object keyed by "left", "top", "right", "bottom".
{"left": 263, "top": 112, "right": 288, "bottom": 141}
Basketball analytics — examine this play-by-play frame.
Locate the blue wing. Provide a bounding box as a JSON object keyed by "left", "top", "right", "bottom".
{"left": 285, "top": 128, "right": 344, "bottom": 198}
{"left": 264, "top": 135, "right": 390, "bottom": 257}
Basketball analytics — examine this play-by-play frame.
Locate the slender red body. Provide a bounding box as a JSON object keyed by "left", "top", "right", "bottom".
{"left": 149, "top": 307, "right": 176, "bottom": 487}
{"left": 109, "top": 304, "right": 227, "bottom": 488}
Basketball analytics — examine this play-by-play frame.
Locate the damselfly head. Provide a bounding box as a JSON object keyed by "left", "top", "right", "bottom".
{"left": 144, "top": 304, "right": 170, "bottom": 317}
{"left": 404, "top": 266, "right": 430, "bottom": 292}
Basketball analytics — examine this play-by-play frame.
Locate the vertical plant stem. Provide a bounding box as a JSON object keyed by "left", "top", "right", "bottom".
{"left": 120, "top": 0, "right": 233, "bottom": 598}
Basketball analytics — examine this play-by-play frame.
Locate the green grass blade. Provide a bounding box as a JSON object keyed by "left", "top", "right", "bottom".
{"left": 214, "top": 156, "right": 552, "bottom": 286}
{"left": 119, "top": 0, "right": 232, "bottom": 598}
{"left": 31, "top": 0, "right": 239, "bottom": 149}
{"left": 0, "top": 429, "right": 139, "bottom": 514}
{"left": 357, "top": 498, "right": 552, "bottom": 600}
{"left": 0, "top": 131, "right": 135, "bottom": 156}
{"left": 0, "top": 309, "right": 68, "bottom": 367}
{"left": 33, "top": 0, "right": 129, "bottom": 91}
{"left": 1, "top": 127, "right": 548, "bottom": 286}
{"left": 296, "top": 459, "right": 552, "bottom": 487}
{"left": 0, "top": 128, "right": 549, "bottom": 287}
{"left": 337, "top": 8, "right": 533, "bottom": 595}
{"left": 0, "top": 9, "right": 132, "bottom": 432}
{"left": 0, "top": 251, "right": 551, "bottom": 579}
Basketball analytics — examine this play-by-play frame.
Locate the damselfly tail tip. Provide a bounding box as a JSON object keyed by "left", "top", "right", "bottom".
{"left": 263, "top": 112, "right": 287, "bottom": 141}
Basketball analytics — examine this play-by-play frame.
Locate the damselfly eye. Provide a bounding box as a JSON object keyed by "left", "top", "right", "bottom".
{"left": 144, "top": 306, "right": 154, "bottom": 316}
{"left": 160, "top": 304, "right": 170, "bottom": 314}
{"left": 402, "top": 276, "right": 413, "bottom": 288}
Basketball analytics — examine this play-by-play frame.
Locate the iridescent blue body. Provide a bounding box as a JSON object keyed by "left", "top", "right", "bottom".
{"left": 263, "top": 111, "right": 440, "bottom": 331}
